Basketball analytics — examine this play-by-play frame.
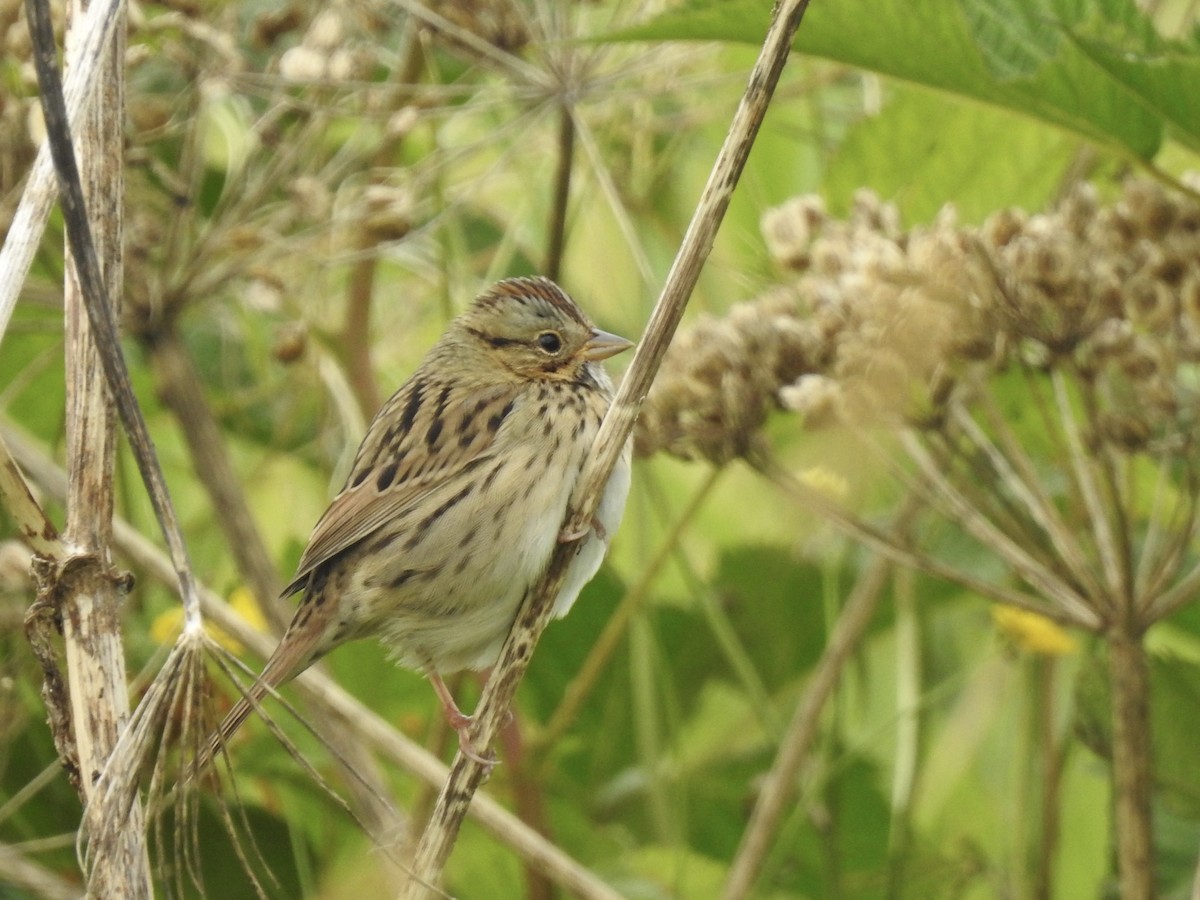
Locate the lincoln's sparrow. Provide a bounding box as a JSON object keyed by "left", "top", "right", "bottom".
{"left": 216, "top": 277, "right": 632, "bottom": 761}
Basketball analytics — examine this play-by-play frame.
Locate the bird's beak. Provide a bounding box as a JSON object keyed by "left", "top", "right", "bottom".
{"left": 582, "top": 328, "right": 634, "bottom": 361}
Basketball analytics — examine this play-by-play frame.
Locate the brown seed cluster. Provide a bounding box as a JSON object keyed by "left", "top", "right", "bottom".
{"left": 635, "top": 177, "right": 1200, "bottom": 463}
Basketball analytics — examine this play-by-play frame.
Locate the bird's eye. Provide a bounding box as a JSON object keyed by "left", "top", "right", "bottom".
{"left": 536, "top": 331, "right": 563, "bottom": 354}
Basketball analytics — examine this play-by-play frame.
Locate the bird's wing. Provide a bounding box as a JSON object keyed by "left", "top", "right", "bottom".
{"left": 282, "top": 376, "right": 523, "bottom": 596}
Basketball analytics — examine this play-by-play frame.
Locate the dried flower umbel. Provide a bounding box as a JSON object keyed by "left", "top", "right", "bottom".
{"left": 639, "top": 178, "right": 1200, "bottom": 474}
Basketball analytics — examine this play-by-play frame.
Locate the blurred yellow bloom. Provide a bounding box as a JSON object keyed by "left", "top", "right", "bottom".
{"left": 149, "top": 586, "right": 270, "bottom": 654}
{"left": 992, "top": 605, "right": 1078, "bottom": 656}
{"left": 797, "top": 466, "right": 849, "bottom": 501}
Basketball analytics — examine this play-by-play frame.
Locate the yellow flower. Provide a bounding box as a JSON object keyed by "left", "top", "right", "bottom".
{"left": 797, "top": 466, "right": 849, "bottom": 501}
{"left": 992, "top": 605, "right": 1078, "bottom": 656}
{"left": 149, "top": 586, "right": 269, "bottom": 654}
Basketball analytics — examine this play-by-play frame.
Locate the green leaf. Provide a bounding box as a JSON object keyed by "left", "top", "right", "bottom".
{"left": 823, "top": 85, "right": 1080, "bottom": 224}
{"left": 602, "top": 0, "right": 1164, "bottom": 159}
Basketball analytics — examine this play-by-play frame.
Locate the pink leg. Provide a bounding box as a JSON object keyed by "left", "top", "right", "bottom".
{"left": 428, "top": 671, "right": 495, "bottom": 765}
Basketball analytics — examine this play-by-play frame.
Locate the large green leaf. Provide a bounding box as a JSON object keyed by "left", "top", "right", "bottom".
{"left": 823, "top": 85, "right": 1080, "bottom": 223}
{"left": 603, "top": 0, "right": 1166, "bottom": 159}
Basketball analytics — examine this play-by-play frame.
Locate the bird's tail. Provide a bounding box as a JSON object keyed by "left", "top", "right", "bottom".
{"left": 191, "top": 654, "right": 294, "bottom": 782}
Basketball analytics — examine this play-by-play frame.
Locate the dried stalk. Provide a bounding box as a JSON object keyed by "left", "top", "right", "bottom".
{"left": 536, "top": 467, "right": 723, "bottom": 752}
{"left": 1108, "top": 627, "right": 1155, "bottom": 900}
{"left": 30, "top": 0, "right": 155, "bottom": 889}
{"left": 721, "top": 500, "right": 916, "bottom": 899}
{"left": 145, "top": 331, "right": 286, "bottom": 630}
{"left": 399, "top": 2, "right": 814, "bottom": 895}
{"left": 0, "top": 0, "right": 125, "bottom": 344}
{"left": 24, "top": 0, "right": 202, "bottom": 625}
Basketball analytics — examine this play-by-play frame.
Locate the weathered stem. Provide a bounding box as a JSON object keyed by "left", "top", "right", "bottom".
{"left": 56, "top": 0, "right": 152, "bottom": 889}
{"left": 146, "top": 330, "right": 286, "bottom": 629}
{"left": 399, "top": 2, "right": 813, "bottom": 895}
{"left": 722, "top": 501, "right": 916, "bottom": 899}
{"left": 1108, "top": 626, "right": 1155, "bottom": 900}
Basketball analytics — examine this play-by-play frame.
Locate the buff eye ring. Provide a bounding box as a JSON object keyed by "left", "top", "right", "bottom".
{"left": 537, "top": 331, "right": 563, "bottom": 353}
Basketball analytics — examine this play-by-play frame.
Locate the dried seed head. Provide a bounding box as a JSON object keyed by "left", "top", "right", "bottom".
{"left": 641, "top": 178, "right": 1200, "bottom": 466}
{"left": 762, "top": 195, "right": 827, "bottom": 270}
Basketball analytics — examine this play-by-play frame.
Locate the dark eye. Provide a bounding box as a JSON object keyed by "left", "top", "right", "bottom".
{"left": 536, "top": 331, "right": 563, "bottom": 353}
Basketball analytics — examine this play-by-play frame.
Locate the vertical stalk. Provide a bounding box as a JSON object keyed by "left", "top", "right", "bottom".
{"left": 59, "top": 0, "right": 152, "bottom": 892}
{"left": 1108, "top": 626, "right": 1154, "bottom": 900}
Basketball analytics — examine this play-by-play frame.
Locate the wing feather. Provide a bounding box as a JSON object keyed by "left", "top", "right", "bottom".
{"left": 282, "top": 377, "right": 522, "bottom": 595}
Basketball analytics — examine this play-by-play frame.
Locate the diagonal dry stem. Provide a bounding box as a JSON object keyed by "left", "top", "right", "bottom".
{"left": 535, "top": 466, "right": 723, "bottom": 754}
{"left": 399, "top": 2, "right": 815, "bottom": 894}
{"left": 722, "top": 500, "right": 918, "bottom": 899}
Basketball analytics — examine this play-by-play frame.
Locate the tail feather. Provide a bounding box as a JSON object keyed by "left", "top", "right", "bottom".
{"left": 193, "top": 631, "right": 317, "bottom": 780}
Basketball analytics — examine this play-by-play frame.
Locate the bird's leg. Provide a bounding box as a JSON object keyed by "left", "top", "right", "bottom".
{"left": 427, "top": 670, "right": 495, "bottom": 765}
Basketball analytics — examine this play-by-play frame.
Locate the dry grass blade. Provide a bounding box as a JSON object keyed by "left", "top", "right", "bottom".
{"left": 0, "top": 434, "right": 60, "bottom": 556}
{"left": 0, "top": 0, "right": 125, "bottom": 344}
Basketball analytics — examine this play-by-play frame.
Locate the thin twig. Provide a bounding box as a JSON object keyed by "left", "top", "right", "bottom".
{"left": 400, "top": 3, "right": 814, "bottom": 895}
{"left": 722, "top": 499, "right": 918, "bottom": 899}
{"left": 545, "top": 103, "right": 575, "bottom": 282}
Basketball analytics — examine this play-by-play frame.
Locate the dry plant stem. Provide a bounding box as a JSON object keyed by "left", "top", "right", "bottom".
{"left": 1109, "top": 625, "right": 1155, "bottom": 900}
{"left": 545, "top": 103, "right": 575, "bottom": 283}
{"left": 1, "top": 423, "right": 622, "bottom": 900}
{"left": 50, "top": 0, "right": 153, "bottom": 890}
{"left": 146, "top": 331, "right": 287, "bottom": 630}
{"left": 722, "top": 505, "right": 912, "bottom": 900}
{"left": 0, "top": 0, "right": 124, "bottom": 345}
{"left": 400, "top": 3, "right": 813, "bottom": 894}
{"left": 25, "top": 0, "right": 201, "bottom": 624}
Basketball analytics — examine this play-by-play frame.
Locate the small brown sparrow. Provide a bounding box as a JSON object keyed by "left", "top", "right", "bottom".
{"left": 216, "top": 277, "right": 632, "bottom": 761}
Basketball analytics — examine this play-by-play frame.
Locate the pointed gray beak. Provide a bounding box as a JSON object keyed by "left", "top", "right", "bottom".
{"left": 581, "top": 327, "right": 634, "bottom": 361}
